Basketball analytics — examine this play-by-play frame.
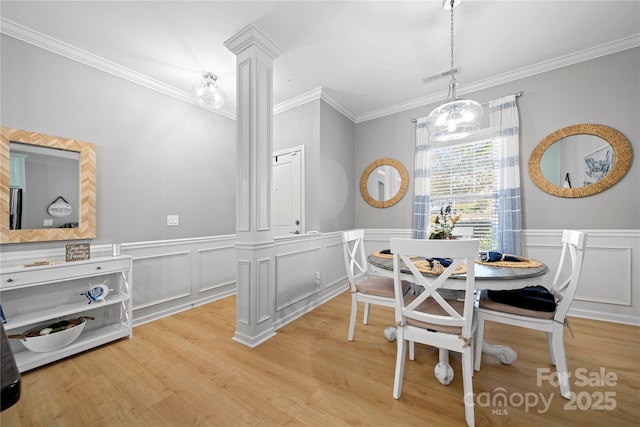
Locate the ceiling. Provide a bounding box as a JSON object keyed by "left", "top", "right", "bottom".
{"left": 1, "top": 1, "right": 639, "bottom": 122}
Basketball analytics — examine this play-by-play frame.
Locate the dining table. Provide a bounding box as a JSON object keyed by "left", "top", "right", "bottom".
{"left": 367, "top": 250, "right": 549, "bottom": 385}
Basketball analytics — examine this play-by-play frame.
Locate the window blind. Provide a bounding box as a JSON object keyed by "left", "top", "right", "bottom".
{"left": 428, "top": 138, "right": 495, "bottom": 250}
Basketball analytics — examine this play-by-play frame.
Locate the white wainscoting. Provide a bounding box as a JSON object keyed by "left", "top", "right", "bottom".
{"left": 2, "top": 229, "right": 634, "bottom": 338}
{"left": 363, "top": 228, "right": 413, "bottom": 255}
{"left": 0, "top": 236, "right": 237, "bottom": 327}
{"left": 0, "top": 233, "right": 350, "bottom": 336}
{"left": 523, "top": 230, "right": 639, "bottom": 326}
{"left": 362, "top": 229, "right": 639, "bottom": 326}
{"left": 126, "top": 233, "right": 350, "bottom": 328}
{"left": 119, "top": 236, "right": 239, "bottom": 325}
{"left": 272, "top": 232, "right": 348, "bottom": 329}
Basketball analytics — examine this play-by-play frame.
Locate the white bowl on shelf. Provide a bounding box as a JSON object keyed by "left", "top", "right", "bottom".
{"left": 19, "top": 319, "right": 87, "bottom": 353}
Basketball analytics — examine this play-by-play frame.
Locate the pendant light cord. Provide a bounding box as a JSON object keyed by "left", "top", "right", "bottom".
{"left": 450, "top": 0, "right": 455, "bottom": 83}
{"left": 448, "top": 0, "right": 456, "bottom": 99}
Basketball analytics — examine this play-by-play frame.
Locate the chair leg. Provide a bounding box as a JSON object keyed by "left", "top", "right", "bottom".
{"left": 462, "top": 349, "right": 475, "bottom": 427}
{"left": 393, "top": 330, "right": 407, "bottom": 399}
{"left": 363, "top": 302, "right": 371, "bottom": 325}
{"left": 409, "top": 340, "right": 415, "bottom": 361}
{"left": 545, "top": 331, "right": 555, "bottom": 365}
{"left": 348, "top": 294, "right": 358, "bottom": 341}
{"left": 551, "top": 325, "right": 572, "bottom": 399}
{"left": 474, "top": 315, "right": 485, "bottom": 371}
{"left": 470, "top": 341, "right": 475, "bottom": 378}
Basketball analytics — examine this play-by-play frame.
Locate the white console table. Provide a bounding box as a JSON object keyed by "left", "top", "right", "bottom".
{"left": 0, "top": 256, "right": 133, "bottom": 372}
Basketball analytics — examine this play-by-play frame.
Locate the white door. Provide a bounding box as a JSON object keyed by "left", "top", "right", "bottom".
{"left": 272, "top": 146, "right": 304, "bottom": 236}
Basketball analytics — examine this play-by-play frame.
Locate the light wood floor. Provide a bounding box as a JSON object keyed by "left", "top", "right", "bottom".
{"left": 2, "top": 291, "right": 639, "bottom": 426}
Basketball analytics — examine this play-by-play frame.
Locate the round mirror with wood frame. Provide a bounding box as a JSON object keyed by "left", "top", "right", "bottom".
{"left": 528, "top": 124, "right": 632, "bottom": 198}
{"left": 360, "top": 158, "right": 409, "bottom": 208}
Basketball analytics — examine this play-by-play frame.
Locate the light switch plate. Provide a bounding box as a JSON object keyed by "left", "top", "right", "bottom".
{"left": 167, "top": 215, "right": 179, "bottom": 226}
{"left": 43, "top": 219, "right": 53, "bottom": 226}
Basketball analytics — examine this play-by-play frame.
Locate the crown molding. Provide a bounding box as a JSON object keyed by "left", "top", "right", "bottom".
{"left": 0, "top": 18, "right": 235, "bottom": 120}
{"left": 2, "top": 17, "right": 637, "bottom": 124}
{"left": 320, "top": 88, "right": 357, "bottom": 122}
{"left": 355, "top": 34, "right": 640, "bottom": 123}
{"left": 273, "top": 87, "right": 323, "bottom": 115}
{"left": 273, "top": 87, "right": 357, "bottom": 122}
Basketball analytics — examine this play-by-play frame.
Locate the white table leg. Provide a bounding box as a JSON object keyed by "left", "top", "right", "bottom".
{"left": 384, "top": 326, "right": 397, "bottom": 341}
{"left": 482, "top": 341, "right": 518, "bottom": 364}
{"left": 384, "top": 330, "right": 518, "bottom": 384}
{"left": 432, "top": 341, "right": 518, "bottom": 386}
{"left": 383, "top": 329, "right": 455, "bottom": 385}
{"left": 435, "top": 348, "right": 454, "bottom": 385}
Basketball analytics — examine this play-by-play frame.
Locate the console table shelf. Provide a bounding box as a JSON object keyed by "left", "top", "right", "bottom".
{"left": 12, "top": 324, "right": 131, "bottom": 373}
{"left": 0, "top": 256, "right": 133, "bottom": 372}
{"left": 5, "top": 294, "right": 129, "bottom": 331}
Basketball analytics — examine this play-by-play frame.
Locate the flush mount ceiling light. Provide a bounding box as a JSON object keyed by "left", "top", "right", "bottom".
{"left": 426, "top": 0, "right": 482, "bottom": 141}
{"left": 193, "top": 72, "right": 226, "bottom": 109}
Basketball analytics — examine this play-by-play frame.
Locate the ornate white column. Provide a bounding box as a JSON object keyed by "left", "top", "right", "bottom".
{"left": 224, "top": 26, "right": 283, "bottom": 347}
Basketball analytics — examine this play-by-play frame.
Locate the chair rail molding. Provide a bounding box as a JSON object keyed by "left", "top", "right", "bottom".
{"left": 0, "top": 231, "right": 350, "bottom": 336}
{"left": 362, "top": 228, "right": 639, "bottom": 326}
{"left": 2, "top": 229, "right": 633, "bottom": 345}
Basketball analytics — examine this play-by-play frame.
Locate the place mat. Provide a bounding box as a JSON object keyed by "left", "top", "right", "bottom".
{"left": 475, "top": 256, "right": 543, "bottom": 268}
{"left": 372, "top": 250, "right": 418, "bottom": 260}
{"left": 412, "top": 259, "right": 467, "bottom": 275}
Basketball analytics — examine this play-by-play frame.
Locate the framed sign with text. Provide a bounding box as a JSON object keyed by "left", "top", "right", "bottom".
{"left": 66, "top": 243, "right": 90, "bottom": 262}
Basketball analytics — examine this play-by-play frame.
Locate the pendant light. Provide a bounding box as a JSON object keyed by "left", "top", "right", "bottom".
{"left": 426, "top": 0, "right": 482, "bottom": 141}
{"left": 193, "top": 72, "right": 226, "bottom": 109}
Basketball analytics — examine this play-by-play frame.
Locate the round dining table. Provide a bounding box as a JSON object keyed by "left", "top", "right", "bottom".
{"left": 367, "top": 252, "right": 549, "bottom": 385}
{"left": 368, "top": 253, "right": 548, "bottom": 290}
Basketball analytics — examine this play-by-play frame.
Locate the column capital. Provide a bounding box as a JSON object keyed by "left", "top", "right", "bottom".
{"left": 224, "top": 25, "right": 284, "bottom": 58}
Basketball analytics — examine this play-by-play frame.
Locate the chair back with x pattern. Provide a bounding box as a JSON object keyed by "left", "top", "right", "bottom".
{"left": 391, "top": 238, "right": 478, "bottom": 345}
{"left": 342, "top": 229, "right": 370, "bottom": 291}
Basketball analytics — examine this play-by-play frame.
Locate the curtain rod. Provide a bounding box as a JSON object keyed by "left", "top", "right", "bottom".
{"left": 411, "top": 91, "right": 522, "bottom": 123}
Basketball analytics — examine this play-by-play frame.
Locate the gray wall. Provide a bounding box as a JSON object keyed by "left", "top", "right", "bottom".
{"left": 355, "top": 47, "right": 640, "bottom": 231}
{"left": 273, "top": 98, "right": 356, "bottom": 234}
{"left": 2, "top": 34, "right": 638, "bottom": 255}
{"left": 319, "top": 100, "right": 356, "bottom": 232}
{"left": 1, "top": 35, "right": 237, "bottom": 251}
{"left": 354, "top": 112, "right": 417, "bottom": 229}
{"left": 273, "top": 100, "right": 320, "bottom": 233}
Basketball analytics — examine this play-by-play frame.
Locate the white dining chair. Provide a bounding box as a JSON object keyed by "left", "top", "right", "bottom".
{"left": 342, "top": 229, "right": 410, "bottom": 341}
{"left": 390, "top": 238, "right": 479, "bottom": 427}
{"left": 474, "top": 229, "right": 586, "bottom": 399}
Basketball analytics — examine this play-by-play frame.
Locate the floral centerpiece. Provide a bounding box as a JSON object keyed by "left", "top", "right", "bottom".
{"left": 429, "top": 203, "right": 460, "bottom": 240}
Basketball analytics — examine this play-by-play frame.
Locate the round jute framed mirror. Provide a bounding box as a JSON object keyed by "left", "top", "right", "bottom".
{"left": 360, "top": 158, "right": 409, "bottom": 208}
{"left": 528, "top": 124, "right": 632, "bottom": 198}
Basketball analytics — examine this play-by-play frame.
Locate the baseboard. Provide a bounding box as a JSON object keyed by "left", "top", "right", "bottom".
{"left": 132, "top": 289, "right": 236, "bottom": 327}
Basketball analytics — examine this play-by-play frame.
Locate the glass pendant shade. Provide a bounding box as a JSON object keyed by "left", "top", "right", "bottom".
{"left": 426, "top": 0, "right": 482, "bottom": 142}
{"left": 193, "top": 72, "right": 225, "bottom": 109}
{"left": 425, "top": 96, "right": 482, "bottom": 141}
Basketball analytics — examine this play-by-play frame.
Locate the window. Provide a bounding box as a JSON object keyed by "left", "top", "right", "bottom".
{"left": 427, "top": 130, "right": 495, "bottom": 250}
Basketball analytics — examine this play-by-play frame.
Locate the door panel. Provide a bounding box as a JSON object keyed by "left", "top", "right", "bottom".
{"left": 272, "top": 148, "right": 303, "bottom": 236}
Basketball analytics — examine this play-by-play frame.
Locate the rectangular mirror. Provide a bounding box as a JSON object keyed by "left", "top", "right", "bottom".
{"left": 1, "top": 127, "right": 96, "bottom": 243}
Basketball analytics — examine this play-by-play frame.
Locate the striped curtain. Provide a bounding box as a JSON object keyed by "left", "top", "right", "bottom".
{"left": 490, "top": 95, "right": 523, "bottom": 255}
{"left": 412, "top": 118, "right": 431, "bottom": 239}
